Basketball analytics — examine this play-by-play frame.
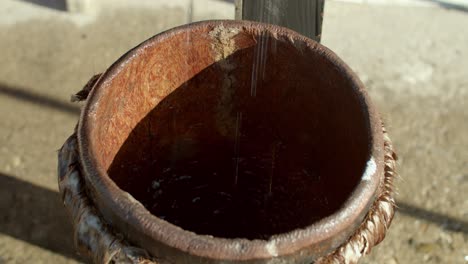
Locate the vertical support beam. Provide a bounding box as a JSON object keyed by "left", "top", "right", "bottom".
{"left": 235, "top": 0, "right": 324, "bottom": 42}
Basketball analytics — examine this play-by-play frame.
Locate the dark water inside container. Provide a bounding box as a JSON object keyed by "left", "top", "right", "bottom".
{"left": 106, "top": 30, "right": 368, "bottom": 240}
{"left": 109, "top": 121, "right": 333, "bottom": 240}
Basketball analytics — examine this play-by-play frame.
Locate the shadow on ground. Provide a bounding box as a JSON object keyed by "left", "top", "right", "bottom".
{"left": 19, "top": 0, "right": 67, "bottom": 11}
{"left": 0, "top": 173, "right": 82, "bottom": 261}
{"left": 0, "top": 83, "right": 80, "bottom": 116}
{"left": 397, "top": 201, "right": 468, "bottom": 234}
{"left": 420, "top": 0, "right": 468, "bottom": 12}
{"left": 1, "top": 171, "right": 466, "bottom": 262}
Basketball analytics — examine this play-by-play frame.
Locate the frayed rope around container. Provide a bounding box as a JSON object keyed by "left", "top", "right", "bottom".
{"left": 57, "top": 75, "right": 397, "bottom": 264}
{"left": 315, "top": 125, "right": 397, "bottom": 264}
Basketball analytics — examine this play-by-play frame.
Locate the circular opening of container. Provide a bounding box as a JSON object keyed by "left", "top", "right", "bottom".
{"left": 79, "top": 21, "right": 382, "bottom": 261}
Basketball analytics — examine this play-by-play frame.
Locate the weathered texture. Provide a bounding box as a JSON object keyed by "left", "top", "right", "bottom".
{"left": 316, "top": 125, "right": 397, "bottom": 264}
{"left": 55, "top": 22, "right": 393, "bottom": 263}
{"left": 1, "top": 1, "right": 466, "bottom": 263}
{"left": 58, "top": 133, "right": 161, "bottom": 264}
{"left": 75, "top": 20, "right": 386, "bottom": 263}
{"left": 58, "top": 103, "right": 396, "bottom": 264}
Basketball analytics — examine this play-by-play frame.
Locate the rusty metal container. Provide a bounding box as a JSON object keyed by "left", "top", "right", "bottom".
{"left": 58, "top": 20, "right": 397, "bottom": 263}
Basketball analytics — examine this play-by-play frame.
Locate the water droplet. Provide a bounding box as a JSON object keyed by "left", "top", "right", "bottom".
{"left": 233, "top": 111, "right": 243, "bottom": 186}
{"left": 151, "top": 181, "right": 161, "bottom": 189}
{"left": 176, "top": 175, "right": 192, "bottom": 181}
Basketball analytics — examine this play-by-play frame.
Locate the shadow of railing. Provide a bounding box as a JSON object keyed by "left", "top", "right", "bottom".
{"left": 397, "top": 200, "right": 468, "bottom": 234}
{"left": 18, "top": 0, "right": 67, "bottom": 11}
{"left": 0, "top": 172, "right": 82, "bottom": 262}
{"left": 0, "top": 83, "right": 80, "bottom": 116}
{"left": 420, "top": 0, "right": 468, "bottom": 12}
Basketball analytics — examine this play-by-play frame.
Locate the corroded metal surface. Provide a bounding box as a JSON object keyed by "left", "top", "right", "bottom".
{"left": 58, "top": 20, "right": 396, "bottom": 263}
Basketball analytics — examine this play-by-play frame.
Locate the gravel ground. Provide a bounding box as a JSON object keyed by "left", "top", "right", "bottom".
{"left": 0, "top": 1, "right": 466, "bottom": 263}
{"left": 321, "top": 3, "right": 468, "bottom": 263}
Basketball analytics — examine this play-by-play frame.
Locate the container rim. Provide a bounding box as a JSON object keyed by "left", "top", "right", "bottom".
{"left": 77, "top": 20, "right": 385, "bottom": 262}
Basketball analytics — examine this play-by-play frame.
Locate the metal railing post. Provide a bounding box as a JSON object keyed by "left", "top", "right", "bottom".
{"left": 235, "top": 0, "right": 324, "bottom": 42}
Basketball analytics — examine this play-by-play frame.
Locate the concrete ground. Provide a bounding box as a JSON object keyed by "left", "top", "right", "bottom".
{"left": 0, "top": 0, "right": 466, "bottom": 263}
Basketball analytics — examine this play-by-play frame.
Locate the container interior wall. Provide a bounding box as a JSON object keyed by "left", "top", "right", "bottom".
{"left": 89, "top": 27, "right": 370, "bottom": 239}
